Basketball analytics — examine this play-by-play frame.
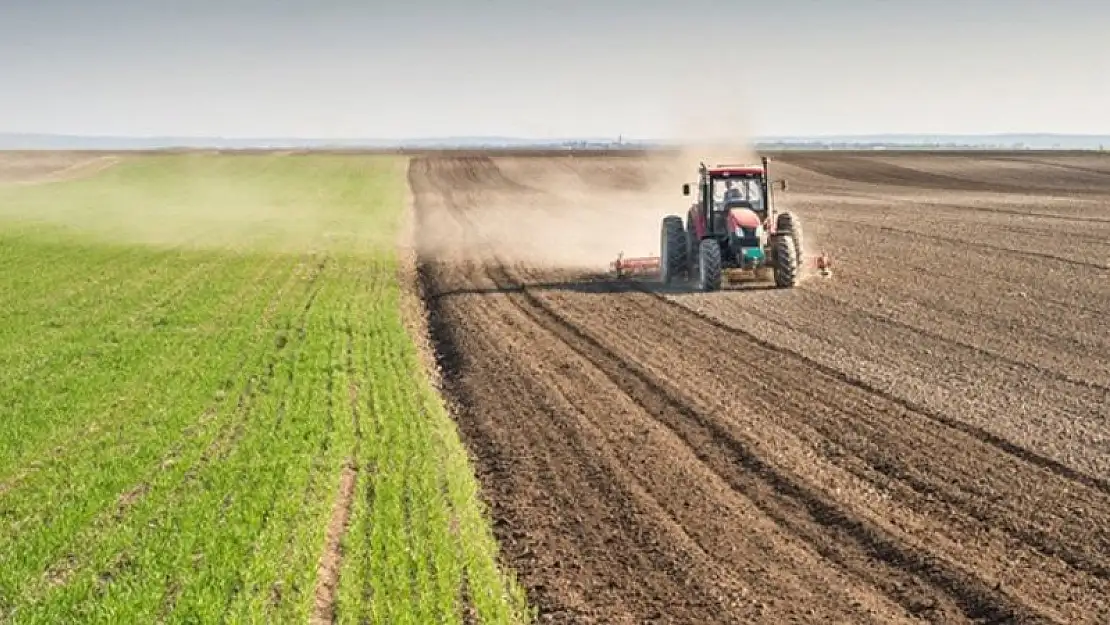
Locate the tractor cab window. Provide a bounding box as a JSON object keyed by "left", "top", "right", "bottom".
{"left": 711, "top": 177, "right": 764, "bottom": 212}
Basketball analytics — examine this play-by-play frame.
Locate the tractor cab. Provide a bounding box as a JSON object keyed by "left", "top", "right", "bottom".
{"left": 682, "top": 163, "right": 771, "bottom": 240}
{"left": 715, "top": 177, "right": 764, "bottom": 213}
{"left": 709, "top": 171, "right": 766, "bottom": 237}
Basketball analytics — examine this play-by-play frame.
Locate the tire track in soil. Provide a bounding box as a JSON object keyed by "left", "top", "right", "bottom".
{"left": 309, "top": 272, "right": 366, "bottom": 625}
{"left": 777, "top": 153, "right": 1110, "bottom": 196}
{"left": 683, "top": 286, "right": 1110, "bottom": 481}
{"left": 525, "top": 267, "right": 1110, "bottom": 624}
{"left": 818, "top": 216, "right": 1110, "bottom": 271}
{"left": 809, "top": 274, "right": 1110, "bottom": 377}
{"left": 412, "top": 154, "right": 1110, "bottom": 624}
{"left": 802, "top": 216, "right": 1110, "bottom": 314}
{"left": 423, "top": 259, "right": 904, "bottom": 624}
{"left": 775, "top": 155, "right": 1013, "bottom": 194}
{"left": 924, "top": 202, "right": 1110, "bottom": 225}
{"left": 311, "top": 462, "right": 358, "bottom": 625}
{"left": 795, "top": 285, "right": 1110, "bottom": 395}
{"left": 615, "top": 287, "right": 1110, "bottom": 573}
{"left": 984, "top": 154, "right": 1110, "bottom": 179}
{"left": 807, "top": 202, "right": 1110, "bottom": 268}
{"left": 489, "top": 264, "right": 1066, "bottom": 624}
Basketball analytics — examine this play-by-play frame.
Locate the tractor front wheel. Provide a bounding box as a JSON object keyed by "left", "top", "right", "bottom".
{"left": 660, "top": 215, "right": 687, "bottom": 285}
{"left": 772, "top": 235, "right": 799, "bottom": 288}
{"left": 698, "top": 239, "right": 722, "bottom": 292}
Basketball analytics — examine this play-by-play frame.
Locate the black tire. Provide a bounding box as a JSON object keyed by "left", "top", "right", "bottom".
{"left": 660, "top": 215, "right": 687, "bottom": 285}
{"left": 698, "top": 239, "right": 722, "bottom": 292}
{"left": 776, "top": 211, "right": 804, "bottom": 266}
{"left": 772, "top": 235, "right": 799, "bottom": 288}
{"left": 685, "top": 216, "right": 698, "bottom": 275}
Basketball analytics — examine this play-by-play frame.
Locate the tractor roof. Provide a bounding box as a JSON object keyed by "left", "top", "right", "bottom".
{"left": 707, "top": 165, "right": 764, "bottom": 177}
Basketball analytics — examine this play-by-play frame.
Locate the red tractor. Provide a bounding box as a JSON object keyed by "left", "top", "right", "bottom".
{"left": 612, "top": 155, "right": 830, "bottom": 288}
{"left": 610, "top": 157, "right": 830, "bottom": 289}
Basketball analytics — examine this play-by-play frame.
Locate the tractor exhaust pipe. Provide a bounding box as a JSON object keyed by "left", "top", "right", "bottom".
{"left": 761, "top": 156, "right": 773, "bottom": 214}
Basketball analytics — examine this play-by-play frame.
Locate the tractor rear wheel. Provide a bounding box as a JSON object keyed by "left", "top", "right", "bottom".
{"left": 660, "top": 215, "right": 687, "bottom": 285}
{"left": 698, "top": 239, "right": 722, "bottom": 292}
{"left": 777, "top": 211, "right": 805, "bottom": 266}
{"left": 772, "top": 235, "right": 799, "bottom": 288}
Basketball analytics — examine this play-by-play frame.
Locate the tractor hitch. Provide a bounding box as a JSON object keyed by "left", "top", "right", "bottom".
{"left": 611, "top": 250, "right": 832, "bottom": 280}
{"left": 610, "top": 252, "right": 661, "bottom": 278}
{"left": 811, "top": 252, "right": 832, "bottom": 277}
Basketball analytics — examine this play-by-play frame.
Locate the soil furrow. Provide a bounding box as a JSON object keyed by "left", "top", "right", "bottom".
{"left": 931, "top": 203, "right": 1110, "bottom": 224}
{"left": 522, "top": 267, "right": 1110, "bottom": 623}
{"left": 684, "top": 286, "right": 1110, "bottom": 481}
{"left": 645, "top": 287, "right": 1110, "bottom": 498}
{"left": 424, "top": 263, "right": 734, "bottom": 622}
{"left": 488, "top": 264, "right": 1052, "bottom": 623}
{"left": 804, "top": 287, "right": 1110, "bottom": 393}
{"left": 482, "top": 265, "right": 931, "bottom": 623}
{"left": 820, "top": 216, "right": 1110, "bottom": 271}
{"left": 548, "top": 283, "right": 1110, "bottom": 620}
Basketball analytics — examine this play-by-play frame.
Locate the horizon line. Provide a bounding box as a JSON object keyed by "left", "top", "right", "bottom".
{"left": 3, "top": 131, "right": 1110, "bottom": 141}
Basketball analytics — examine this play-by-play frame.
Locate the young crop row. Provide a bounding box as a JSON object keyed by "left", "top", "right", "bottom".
{"left": 0, "top": 155, "right": 530, "bottom": 624}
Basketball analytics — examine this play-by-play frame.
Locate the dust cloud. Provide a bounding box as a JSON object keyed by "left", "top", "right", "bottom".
{"left": 416, "top": 103, "right": 780, "bottom": 272}
{"left": 416, "top": 159, "right": 682, "bottom": 269}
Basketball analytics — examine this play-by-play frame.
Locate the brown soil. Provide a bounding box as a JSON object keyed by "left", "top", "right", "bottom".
{"left": 411, "top": 150, "right": 1110, "bottom": 624}
{"left": 311, "top": 461, "right": 358, "bottom": 625}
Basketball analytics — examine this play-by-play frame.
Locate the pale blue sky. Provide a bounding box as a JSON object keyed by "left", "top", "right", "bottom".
{"left": 1, "top": 0, "right": 1107, "bottom": 138}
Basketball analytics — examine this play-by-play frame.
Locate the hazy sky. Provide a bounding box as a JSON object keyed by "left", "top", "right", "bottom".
{"left": 1, "top": 0, "right": 1107, "bottom": 138}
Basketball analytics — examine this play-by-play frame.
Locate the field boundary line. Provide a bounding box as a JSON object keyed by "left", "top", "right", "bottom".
{"left": 403, "top": 156, "right": 534, "bottom": 624}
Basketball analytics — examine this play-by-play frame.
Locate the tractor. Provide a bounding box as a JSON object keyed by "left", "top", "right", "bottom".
{"left": 663, "top": 157, "right": 818, "bottom": 290}
{"left": 609, "top": 156, "right": 830, "bottom": 289}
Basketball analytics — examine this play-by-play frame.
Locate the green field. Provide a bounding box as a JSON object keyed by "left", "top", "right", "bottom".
{"left": 0, "top": 155, "right": 530, "bottom": 624}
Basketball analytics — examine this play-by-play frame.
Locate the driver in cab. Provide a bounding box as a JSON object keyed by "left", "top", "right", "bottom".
{"left": 722, "top": 180, "right": 746, "bottom": 205}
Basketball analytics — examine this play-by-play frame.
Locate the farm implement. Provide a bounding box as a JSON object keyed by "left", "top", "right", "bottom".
{"left": 609, "top": 157, "right": 831, "bottom": 290}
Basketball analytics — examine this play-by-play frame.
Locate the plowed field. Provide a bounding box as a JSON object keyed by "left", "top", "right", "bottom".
{"left": 412, "top": 152, "right": 1110, "bottom": 624}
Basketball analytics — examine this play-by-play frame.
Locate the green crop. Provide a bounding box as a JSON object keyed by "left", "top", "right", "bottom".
{"left": 0, "top": 155, "right": 530, "bottom": 624}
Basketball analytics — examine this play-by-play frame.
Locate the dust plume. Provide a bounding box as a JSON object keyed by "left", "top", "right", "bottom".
{"left": 415, "top": 156, "right": 680, "bottom": 269}
{"left": 415, "top": 102, "right": 768, "bottom": 272}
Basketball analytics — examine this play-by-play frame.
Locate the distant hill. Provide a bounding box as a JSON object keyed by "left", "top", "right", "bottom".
{"left": 1, "top": 132, "right": 1108, "bottom": 151}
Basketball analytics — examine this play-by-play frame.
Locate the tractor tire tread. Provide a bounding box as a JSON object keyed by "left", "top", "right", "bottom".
{"left": 777, "top": 211, "right": 805, "bottom": 266}
{"left": 699, "top": 239, "right": 723, "bottom": 291}
{"left": 661, "top": 215, "right": 687, "bottom": 284}
{"left": 773, "top": 235, "right": 799, "bottom": 288}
